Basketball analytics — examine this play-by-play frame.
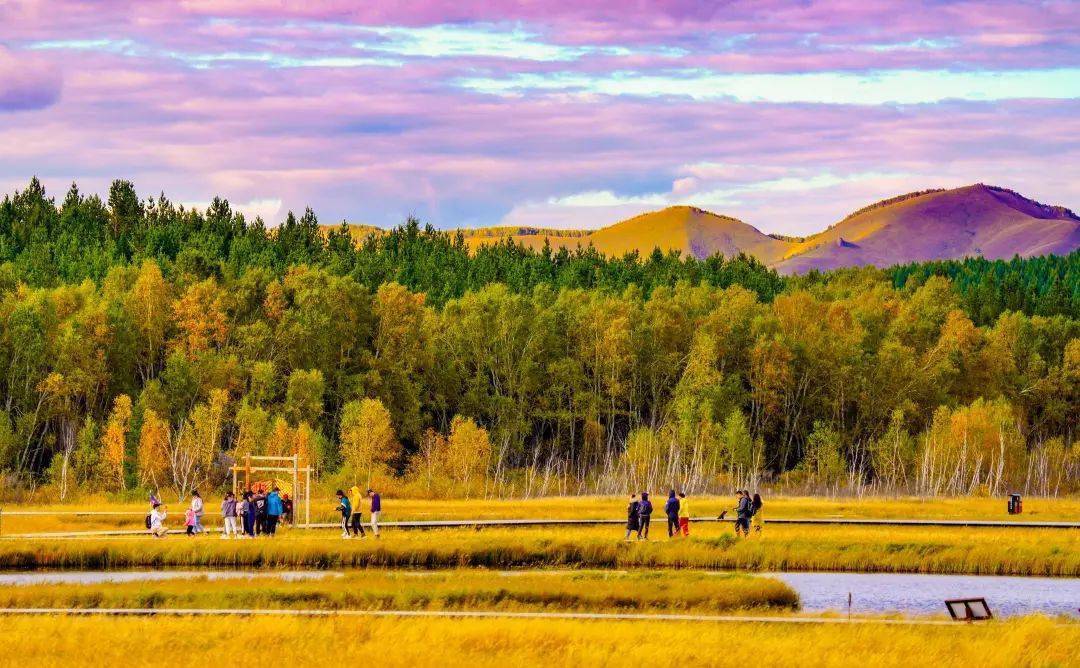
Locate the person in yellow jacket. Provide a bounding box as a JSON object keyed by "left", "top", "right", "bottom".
{"left": 677, "top": 491, "right": 690, "bottom": 536}
{"left": 348, "top": 485, "right": 366, "bottom": 537}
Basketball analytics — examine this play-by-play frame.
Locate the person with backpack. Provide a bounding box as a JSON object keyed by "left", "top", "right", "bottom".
{"left": 147, "top": 502, "right": 167, "bottom": 537}
{"left": 624, "top": 493, "right": 641, "bottom": 541}
{"left": 221, "top": 491, "right": 238, "bottom": 539}
{"left": 677, "top": 491, "right": 691, "bottom": 536}
{"left": 336, "top": 490, "right": 352, "bottom": 539}
{"left": 637, "top": 491, "right": 653, "bottom": 540}
{"left": 265, "top": 487, "right": 283, "bottom": 536}
{"left": 734, "top": 490, "right": 752, "bottom": 537}
{"left": 664, "top": 490, "right": 680, "bottom": 538}
{"left": 751, "top": 492, "right": 764, "bottom": 535}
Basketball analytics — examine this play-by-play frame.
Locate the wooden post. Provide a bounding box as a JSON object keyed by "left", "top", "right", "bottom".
{"left": 231, "top": 466, "right": 238, "bottom": 496}
{"left": 244, "top": 454, "right": 251, "bottom": 492}
{"left": 305, "top": 467, "right": 311, "bottom": 526}
{"left": 291, "top": 454, "right": 299, "bottom": 526}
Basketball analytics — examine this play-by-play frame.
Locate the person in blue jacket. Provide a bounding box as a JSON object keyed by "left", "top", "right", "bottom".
{"left": 265, "top": 486, "right": 284, "bottom": 536}
{"left": 664, "top": 490, "right": 680, "bottom": 538}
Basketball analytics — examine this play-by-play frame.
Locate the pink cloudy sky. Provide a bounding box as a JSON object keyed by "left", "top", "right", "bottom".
{"left": 0, "top": 1, "right": 1077, "bottom": 233}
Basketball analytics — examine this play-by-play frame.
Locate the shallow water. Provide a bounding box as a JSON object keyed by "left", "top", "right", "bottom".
{"left": 770, "top": 572, "right": 1080, "bottom": 617}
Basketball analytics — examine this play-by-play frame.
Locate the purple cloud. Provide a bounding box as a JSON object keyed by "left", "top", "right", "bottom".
{"left": 0, "top": 1, "right": 1076, "bottom": 231}
{"left": 0, "top": 46, "right": 61, "bottom": 111}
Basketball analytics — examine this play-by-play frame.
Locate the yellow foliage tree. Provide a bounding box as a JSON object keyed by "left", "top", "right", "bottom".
{"left": 339, "top": 398, "right": 400, "bottom": 484}
{"left": 137, "top": 408, "right": 170, "bottom": 491}
{"left": 99, "top": 394, "right": 132, "bottom": 492}
{"left": 445, "top": 415, "right": 491, "bottom": 495}
{"left": 171, "top": 278, "right": 229, "bottom": 357}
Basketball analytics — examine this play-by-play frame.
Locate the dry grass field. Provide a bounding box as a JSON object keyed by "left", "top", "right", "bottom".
{"left": 1, "top": 614, "right": 1075, "bottom": 668}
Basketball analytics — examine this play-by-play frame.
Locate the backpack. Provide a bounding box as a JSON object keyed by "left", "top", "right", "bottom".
{"left": 144, "top": 514, "right": 152, "bottom": 529}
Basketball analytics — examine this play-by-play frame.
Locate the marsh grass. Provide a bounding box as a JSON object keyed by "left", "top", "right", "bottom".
{"left": 1, "top": 523, "right": 1076, "bottom": 575}
{"left": 0, "top": 569, "right": 799, "bottom": 613}
{"left": 1, "top": 614, "right": 1075, "bottom": 667}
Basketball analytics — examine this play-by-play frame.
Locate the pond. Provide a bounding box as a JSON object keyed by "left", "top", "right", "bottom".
{"left": 770, "top": 572, "right": 1080, "bottom": 617}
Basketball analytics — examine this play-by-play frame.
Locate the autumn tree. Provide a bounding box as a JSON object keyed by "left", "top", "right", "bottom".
{"left": 339, "top": 398, "right": 400, "bottom": 484}
{"left": 99, "top": 394, "right": 133, "bottom": 492}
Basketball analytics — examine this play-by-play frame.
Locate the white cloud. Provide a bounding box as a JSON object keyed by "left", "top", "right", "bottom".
{"left": 180, "top": 197, "right": 283, "bottom": 222}
{"left": 457, "top": 67, "right": 1080, "bottom": 104}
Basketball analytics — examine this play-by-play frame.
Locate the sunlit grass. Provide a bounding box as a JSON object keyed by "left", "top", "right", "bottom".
{"left": 1, "top": 523, "right": 1076, "bottom": 575}
{"left": 0, "top": 569, "right": 798, "bottom": 614}
{"left": 1, "top": 614, "right": 1075, "bottom": 667}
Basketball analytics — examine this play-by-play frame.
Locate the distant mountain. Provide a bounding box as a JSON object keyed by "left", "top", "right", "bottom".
{"left": 335, "top": 185, "right": 1079, "bottom": 273}
{"left": 773, "top": 184, "right": 1080, "bottom": 273}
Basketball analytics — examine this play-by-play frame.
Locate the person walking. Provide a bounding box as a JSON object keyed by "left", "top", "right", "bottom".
{"left": 265, "top": 487, "right": 283, "bottom": 536}
{"left": 190, "top": 490, "right": 204, "bottom": 534}
{"left": 367, "top": 489, "right": 381, "bottom": 537}
{"left": 349, "top": 485, "right": 366, "bottom": 538}
{"left": 336, "top": 490, "right": 352, "bottom": 539}
{"left": 221, "top": 492, "right": 238, "bottom": 539}
{"left": 637, "top": 491, "right": 653, "bottom": 540}
{"left": 664, "top": 490, "right": 680, "bottom": 538}
{"left": 677, "top": 491, "right": 690, "bottom": 536}
{"left": 751, "top": 492, "right": 764, "bottom": 535}
{"left": 735, "top": 490, "right": 752, "bottom": 537}
{"left": 148, "top": 502, "right": 168, "bottom": 538}
{"left": 624, "top": 494, "right": 640, "bottom": 541}
{"left": 184, "top": 507, "right": 196, "bottom": 536}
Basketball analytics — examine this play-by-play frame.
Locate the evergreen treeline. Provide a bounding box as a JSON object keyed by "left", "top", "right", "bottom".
{"left": 0, "top": 178, "right": 1076, "bottom": 499}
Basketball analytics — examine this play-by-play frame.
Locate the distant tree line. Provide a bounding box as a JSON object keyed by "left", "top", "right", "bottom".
{"left": 0, "top": 178, "right": 1076, "bottom": 499}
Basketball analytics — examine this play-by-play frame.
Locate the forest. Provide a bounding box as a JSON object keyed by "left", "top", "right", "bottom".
{"left": 0, "top": 178, "right": 1077, "bottom": 499}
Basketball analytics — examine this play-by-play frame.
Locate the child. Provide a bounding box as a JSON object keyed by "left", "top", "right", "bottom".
{"left": 335, "top": 490, "right": 352, "bottom": 539}
{"left": 148, "top": 503, "right": 168, "bottom": 538}
{"left": 221, "top": 491, "right": 238, "bottom": 539}
{"left": 184, "top": 507, "right": 196, "bottom": 536}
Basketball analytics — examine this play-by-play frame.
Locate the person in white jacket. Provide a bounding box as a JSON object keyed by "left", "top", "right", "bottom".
{"left": 149, "top": 503, "right": 168, "bottom": 537}
{"left": 190, "top": 490, "right": 205, "bottom": 534}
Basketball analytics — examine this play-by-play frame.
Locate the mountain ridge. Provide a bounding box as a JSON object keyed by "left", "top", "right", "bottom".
{"left": 328, "top": 184, "right": 1079, "bottom": 273}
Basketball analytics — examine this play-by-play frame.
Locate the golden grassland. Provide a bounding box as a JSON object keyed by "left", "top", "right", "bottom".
{"left": 1, "top": 614, "right": 1075, "bottom": 668}
{"left": 0, "top": 569, "right": 798, "bottom": 613}
{"left": 4, "top": 494, "right": 1076, "bottom": 533}
{"left": 2, "top": 523, "right": 1077, "bottom": 575}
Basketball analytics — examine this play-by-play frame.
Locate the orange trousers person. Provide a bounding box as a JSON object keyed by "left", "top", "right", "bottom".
{"left": 678, "top": 517, "right": 689, "bottom": 536}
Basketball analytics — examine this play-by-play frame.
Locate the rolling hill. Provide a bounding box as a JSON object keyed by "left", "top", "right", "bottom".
{"left": 332, "top": 184, "right": 1079, "bottom": 273}
{"left": 774, "top": 184, "right": 1080, "bottom": 273}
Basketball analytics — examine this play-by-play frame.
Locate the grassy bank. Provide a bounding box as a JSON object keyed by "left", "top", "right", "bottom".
{"left": 4, "top": 494, "right": 1077, "bottom": 534}
{"left": 1, "top": 523, "right": 1077, "bottom": 575}
{"left": 0, "top": 569, "right": 798, "bottom": 613}
{"left": 1, "top": 614, "right": 1074, "bottom": 667}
